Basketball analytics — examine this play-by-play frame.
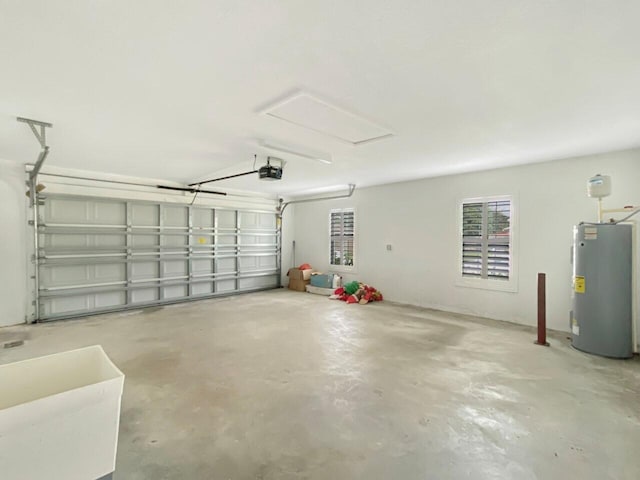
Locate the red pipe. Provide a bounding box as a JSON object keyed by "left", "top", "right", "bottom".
{"left": 535, "top": 273, "right": 550, "bottom": 346}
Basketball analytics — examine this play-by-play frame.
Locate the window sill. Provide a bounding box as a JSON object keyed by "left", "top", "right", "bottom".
{"left": 330, "top": 265, "right": 356, "bottom": 274}
{"left": 456, "top": 276, "right": 518, "bottom": 293}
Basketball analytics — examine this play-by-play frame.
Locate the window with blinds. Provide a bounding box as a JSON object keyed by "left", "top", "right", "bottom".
{"left": 462, "top": 199, "right": 511, "bottom": 280}
{"left": 330, "top": 209, "right": 355, "bottom": 267}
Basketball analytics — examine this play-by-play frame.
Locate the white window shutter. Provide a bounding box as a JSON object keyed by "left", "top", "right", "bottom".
{"left": 330, "top": 209, "right": 355, "bottom": 267}
{"left": 462, "top": 199, "right": 511, "bottom": 280}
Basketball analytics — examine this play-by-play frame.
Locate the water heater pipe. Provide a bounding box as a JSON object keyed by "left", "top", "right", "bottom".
{"left": 278, "top": 184, "right": 356, "bottom": 215}
{"left": 601, "top": 206, "right": 640, "bottom": 223}
{"left": 597, "top": 198, "right": 603, "bottom": 223}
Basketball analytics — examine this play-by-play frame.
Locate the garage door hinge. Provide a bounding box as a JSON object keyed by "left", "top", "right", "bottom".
{"left": 28, "top": 220, "right": 34, "bottom": 226}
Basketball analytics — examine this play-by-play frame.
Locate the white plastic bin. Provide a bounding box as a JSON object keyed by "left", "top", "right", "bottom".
{"left": 0, "top": 345, "right": 125, "bottom": 480}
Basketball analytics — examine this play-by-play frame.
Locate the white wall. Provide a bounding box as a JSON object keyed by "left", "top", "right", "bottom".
{"left": 291, "top": 148, "right": 640, "bottom": 337}
{"left": 0, "top": 160, "right": 29, "bottom": 327}
{"left": 2, "top": 150, "right": 639, "bottom": 330}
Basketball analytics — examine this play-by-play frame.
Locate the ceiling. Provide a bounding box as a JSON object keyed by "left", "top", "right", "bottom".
{"left": 1, "top": 1, "right": 639, "bottom": 196}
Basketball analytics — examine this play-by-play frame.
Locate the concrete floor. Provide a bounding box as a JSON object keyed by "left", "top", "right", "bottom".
{"left": 1, "top": 289, "right": 640, "bottom": 479}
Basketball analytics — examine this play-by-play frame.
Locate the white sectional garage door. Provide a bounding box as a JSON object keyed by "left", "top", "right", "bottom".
{"left": 37, "top": 195, "right": 280, "bottom": 321}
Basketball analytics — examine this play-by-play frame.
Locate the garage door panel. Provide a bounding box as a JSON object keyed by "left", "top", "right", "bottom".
{"left": 38, "top": 195, "right": 279, "bottom": 320}
{"left": 216, "top": 257, "right": 236, "bottom": 273}
{"left": 95, "top": 292, "right": 126, "bottom": 308}
{"left": 241, "top": 234, "right": 259, "bottom": 246}
{"left": 239, "top": 212, "right": 258, "bottom": 228}
{"left": 131, "top": 288, "right": 160, "bottom": 304}
{"left": 47, "top": 198, "right": 127, "bottom": 225}
{"left": 163, "top": 285, "right": 188, "bottom": 299}
{"left": 163, "top": 260, "right": 188, "bottom": 276}
{"left": 131, "top": 204, "right": 159, "bottom": 226}
{"left": 44, "top": 234, "right": 126, "bottom": 249}
{"left": 192, "top": 234, "right": 213, "bottom": 246}
{"left": 192, "top": 282, "right": 214, "bottom": 295}
{"left": 193, "top": 259, "right": 213, "bottom": 274}
{"left": 47, "top": 198, "right": 88, "bottom": 223}
{"left": 162, "top": 235, "right": 187, "bottom": 247}
{"left": 258, "top": 213, "right": 276, "bottom": 229}
{"left": 45, "top": 234, "right": 89, "bottom": 249}
{"left": 216, "top": 235, "right": 236, "bottom": 245}
{"left": 241, "top": 235, "right": 278, "bottom": 247}
{"left": 163, "top": 206, "right": 188, "bottom": 227}
{"left": 258, "top": 256, "right": 277, "bottom": 269}
{"left": 239, "top": 257, "right": 256, "bottom": 270}
{"left": 94, "top": 264, "right": 126, "bottom": 282}
{"left": 131, "top": 261, "right": 159, "bottom": 280}
{"left": 239, "top": 255, "right": 276, "bottom": 271}
{"left": 239, "top": 275, "right": 278, "bottom": 289}
{"left": 216, "top": 279, "right": 236, "bottom": 292}
{"left": 94, "top": 234, "right": 127, "bottom": 247}
{"left": 46, "top": 295, "right": 90, "bottom": 316}
{"left": 239, "top": 212, "right": 276, "bottom": 229}
{"left": 193, "top": 208, "right": 213, "bottom": 228}
{"left": 216, "top": 210, "right": 236, "bottom": 227}
{"left": 132, "top": 234, "right": 159, "bottom": 247}
{"left": 47, "top": 265, "right": 89, "bottom": 286}
{"left": 93, "top": 201, "right": 126, "bottom": 224}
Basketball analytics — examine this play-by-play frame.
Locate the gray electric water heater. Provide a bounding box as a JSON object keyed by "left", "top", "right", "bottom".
{"left": 571, "top": 223, "right": 633, "bottom": 359}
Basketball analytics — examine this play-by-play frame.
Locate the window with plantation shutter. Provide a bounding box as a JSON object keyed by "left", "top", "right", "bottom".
{"left": 330, "top": 209, "right": 355, "bottom": 268}
{"left": 461, "top": 197, "right": 513, "bottom": 283}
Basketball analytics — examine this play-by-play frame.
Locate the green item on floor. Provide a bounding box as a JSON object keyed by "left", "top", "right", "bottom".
{"left": 344, "top": 281, "right": 360, "bottom": 295}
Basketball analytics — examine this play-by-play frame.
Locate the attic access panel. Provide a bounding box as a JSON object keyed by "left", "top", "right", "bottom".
{"left": 260, "top": 92, "right": 394, "bottom": 145}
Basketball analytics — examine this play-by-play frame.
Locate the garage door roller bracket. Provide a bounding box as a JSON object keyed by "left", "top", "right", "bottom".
{"left": 18, "top": 116, "right": 53, "bottom": 207}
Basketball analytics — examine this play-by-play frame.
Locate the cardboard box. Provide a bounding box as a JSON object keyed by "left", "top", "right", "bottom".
{"left": 287, "top": 268, "right": 311, "bottom": 292}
